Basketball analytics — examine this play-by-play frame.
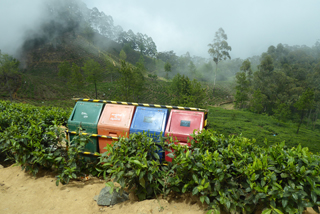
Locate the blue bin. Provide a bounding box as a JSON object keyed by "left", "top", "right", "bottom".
{"left": 130, "top": 107, "right": 169, "bottom": 162}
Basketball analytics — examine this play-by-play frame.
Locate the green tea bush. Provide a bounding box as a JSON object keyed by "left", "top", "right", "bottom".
{"left": 2, "top": 100, "right": 320, "bottom": 213}
{"left": 99, "top": 132, "right": 165, "bottom": 201}
{"left": 0, "top": 101, "right": 98, "bottom": 185}
{"left": 55, "top": 128, "right": 100, "bottom": 185}
{"left": 165, "top": 130, "right": 320, "bottom": 214}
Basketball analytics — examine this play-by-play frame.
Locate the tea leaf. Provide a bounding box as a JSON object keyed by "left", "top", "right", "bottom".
{"left": 274, "top": 208, "right": 284, "bottom": 214}
{"left": 193, "top": 174, "right": 199, "bottom": 184}
{"left": 311, "top": 191, "right": 317, "bottom": 203}
{"left": 261, "top": 209, "right": 272, "bottom": 214}
{"left": 192, "top": 187, "right": 199, "bottom": 195}
{"left": 282, "top": 198, "right": 288, "bottom": 208}
{"left": 200, "top": 196, "right": 205, "bottom": 203}
{"left": 139, "top": 177, "right": 146, "bottom": 188}
{"left": 205, "top": 196, "right": 210, "bottom": 204}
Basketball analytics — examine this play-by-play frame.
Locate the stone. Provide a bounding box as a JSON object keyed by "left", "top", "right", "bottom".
{"left": 97, "top": 186, "right": 129, "bottom": 206}
{"left": 0, "top": 165, "right": 4, "bottom": 169}
{"left": 93, "top": 195, "right": 99, "bottom": 201}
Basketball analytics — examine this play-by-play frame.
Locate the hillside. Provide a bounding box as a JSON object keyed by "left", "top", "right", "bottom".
{"left": 1, "top": 31, "right": 234, "bottom": 108}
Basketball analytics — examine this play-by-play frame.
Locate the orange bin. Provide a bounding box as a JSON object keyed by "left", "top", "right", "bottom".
{"left": 97, "top": 104, "right": 135, "bottom": 153}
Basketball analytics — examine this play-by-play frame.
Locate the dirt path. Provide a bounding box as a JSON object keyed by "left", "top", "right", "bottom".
{"left": 0, "top": 165, "right": 206, "bottom": 214}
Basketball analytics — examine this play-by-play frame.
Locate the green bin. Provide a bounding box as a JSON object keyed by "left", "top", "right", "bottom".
{"left": 67, "top": 101, "right": 104, "bottom": 154}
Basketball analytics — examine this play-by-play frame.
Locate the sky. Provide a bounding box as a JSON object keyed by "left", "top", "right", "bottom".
{"left": 83, "top": 0, "right": 320, "bottom": 59}
{"left": 0, "top": 0, "right": 45, "bottom": 57}
{"left": 0, "top": 0, "right": 319, "bottom": 60}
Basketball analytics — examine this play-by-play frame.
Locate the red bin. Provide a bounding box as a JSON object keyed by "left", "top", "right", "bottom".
{"left": 97, "top": 104, "right": 135, "bottom": 153}
{"left": 164, "top": 110, "right": 204, "bottom": 162}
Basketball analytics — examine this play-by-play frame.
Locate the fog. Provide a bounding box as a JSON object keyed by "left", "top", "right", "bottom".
{"left": 0, "top": 0, "right": 46, "bottom": 56}
{"left": 0, "top": 0, "right": 319, "bottom": 59}
{"left": 83, "top": 0, "right": 320, "bottom": 59}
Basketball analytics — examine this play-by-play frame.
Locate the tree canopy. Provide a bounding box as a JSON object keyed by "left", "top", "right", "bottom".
{"left": 0, "top": 51, "right": 20, "bottom": 101}
{"left": 82, "top": 59, "right": 104, "bottom": 99}
{"left": 208, "top": 28, "right": 232, "bottom": 85}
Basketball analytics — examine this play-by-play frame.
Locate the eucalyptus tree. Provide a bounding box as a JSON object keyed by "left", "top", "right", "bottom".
{"left": 208, "top": 28, "right": 232, "bottom": 86}
{"left": 234, "top": 59, "right": 252, "bottom": 109}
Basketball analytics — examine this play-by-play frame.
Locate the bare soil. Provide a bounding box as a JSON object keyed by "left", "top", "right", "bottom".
{"left": 0, "top": 164, "right": 206, "bottom": 214}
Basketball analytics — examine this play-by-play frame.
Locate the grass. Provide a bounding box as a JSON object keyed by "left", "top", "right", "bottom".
{"left": 2, "top": 95, "right": 320, "bottom": 154}
{"left": 207, "top": 106, "right": 320, "bottom": 153}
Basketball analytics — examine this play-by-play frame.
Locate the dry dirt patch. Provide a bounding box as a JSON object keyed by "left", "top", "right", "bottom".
{"left": 0, "top": 165, "right": 206, "bottom": 214}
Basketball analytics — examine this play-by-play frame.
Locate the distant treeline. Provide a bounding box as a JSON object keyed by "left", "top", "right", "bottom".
{"left": 235, "top": 42, "right": 320, "bottom": 133}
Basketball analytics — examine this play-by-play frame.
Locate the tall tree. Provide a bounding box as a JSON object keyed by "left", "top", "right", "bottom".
{"left": 294, "top": 88, "right": 315, "bottom": 134}
{"left": 82, "top": 59, "right": 103, "bottom": 99}
{"left": 235, "top": 60, "right": 252, "bottom": 109}
{"left": 136, "top": 55, "right": 146, "bottom": 75}
{"left": 250, "top": 89, "right": 267, "bottom": 114}
{"left": 164, "top": 62, "right": 171, "bottom": 79}
{"left": 170, "top": 73, "right": 205, "bottom": 108}
{"left": 118, "top": 60, "right": 145, "bottom": 102}
{"left": 188, "top": 61, "right": 197, "bottom": 79}
{"left": 119, "top": 49, "right": 127, "bottom": 60}
{"left": 208, "top": 28, "right": 232, "bottom": 86}
{"left": 0, "top": 51, "right": 20, "bottom": 101}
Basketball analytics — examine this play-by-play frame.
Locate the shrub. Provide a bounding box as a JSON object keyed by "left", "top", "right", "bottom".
{"left": 0, "top": 101, "right": 99, "bottom": 185}
{"left": 99, "top": 132, "right": 165, "bottom": 201}
{"left": 165, "top": 130, "right": 320, "bottom": 214}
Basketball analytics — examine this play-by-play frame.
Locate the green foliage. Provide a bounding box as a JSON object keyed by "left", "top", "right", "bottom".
{"left": 165, "top": 129, "right": 320, "bottom": 213}
{"left": 164, "top": 62, "right": 171, "bottom": 79}
{"left": 58, "top": 60, "right": 71, "bottom": 80}
{"left": 70, "top": 63, "right": 84, "bottom": 90}
{"left": 136, "top": 55, "right": 147, "bottom": 75}
{"left": 0, "top": 51, "right": 20, "bottom": 101}
{"left": 55, "top": 127, "right": 99, "bottom": 185}
{"left": 119, "top": 49, "right": 127, "bottom": 60}
{"left": 294, "top": 88, "right": 315, "bottom": 134}
{"left": 273, "top": 101, "right": 291, "bottom": 122}
{"left": 0, "top": 101, "right": 99, "bottom": 185}
{"left": 245, "top": 44, "right": 320, "bottom": 130}
{"left": 99, "top": 132, "right": 165, "bottom": 201}
{"left": 118, "top": 60, "right": 145, "bottom": 102}
{"left": 0, "top": 101, "right": 70, "bottom": 175}
{"left": 82, "top": 59, "right": 104, "bottom": 99}
{"left": 148, "top": 73, "right": 157, "bottom": 81}
{"left": 235, "top": 59, "right": 253, "bottom": 109}
{"left": 208, "top": 28, "right": 232, "bottom": 85}
{"left": 294, "top": 88, "right": 315, "bottom": 111}
{"left": 207, "top": 106, "right": 320, "bottom": 153}
{"left": 250, "top": 89, "right": 267, "bottom": 114}
{"left": 170, "top": 73, "right": 206, "bottom": 108}
{"left": 2, "top": 100, "right": 320, "bottom": 213}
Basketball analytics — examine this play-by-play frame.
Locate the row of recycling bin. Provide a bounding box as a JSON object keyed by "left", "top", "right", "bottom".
{"left": 67, "top": 101, "right": 205, "bottom": 162}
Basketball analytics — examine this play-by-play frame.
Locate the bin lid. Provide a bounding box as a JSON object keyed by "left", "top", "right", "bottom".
{"left": 70, "top": 101, "right": 104, "bottom": 123}
{"left": 98, "top": 104, "right": 135, "bottom": 129}
{"left": 130, "top": 107, "right": 168, "bottom": 132}
{"left": 166, "top": 110, "right": 204, "bottom": 135}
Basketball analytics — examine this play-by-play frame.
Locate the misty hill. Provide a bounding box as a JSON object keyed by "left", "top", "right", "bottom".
{"left": 0, "top": 0, "right": 237, "bottom": 107}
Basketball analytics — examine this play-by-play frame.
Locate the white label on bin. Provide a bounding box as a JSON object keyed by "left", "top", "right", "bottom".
{"left": 110, "top": 113, "right": 122, "bottom": 121}
{"left": 81, "top": 112, "right": 88, "bottom": 119}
